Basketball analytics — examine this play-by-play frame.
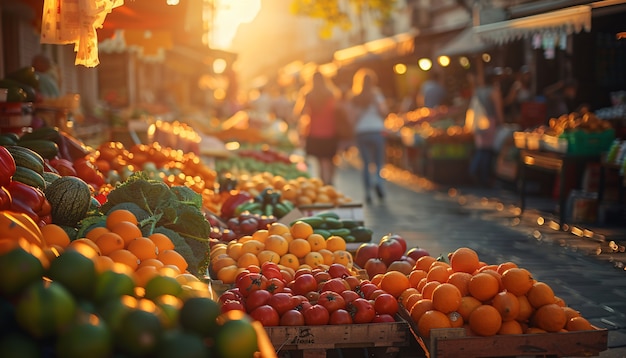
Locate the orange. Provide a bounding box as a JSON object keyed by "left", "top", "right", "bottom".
{"left": 403, "top": 293, "right": 423, "bottom": 313}
{"left": 256, "top": 250, "right": 280, "bottom": 265}
{"left": 491, "top": 291, "right": 520, "bottom": 322}
{"left": 398, "top": 287, "right": 420, "bottom": 305}
{"left": 410, "top": 299, "right": 433, "bottom": 323}
{"left": 457, "top": 296, "right": 482, "bottom": 322}
{"left": 325, "top": 236, "right": 346, "bottom": 252}
{"left": 251, "top": 229, "right": 269, "bottom": 243}
{"left": 109, "top": 221, "right": 143, "bottom": 247}
{"left": 93, "top": 255, "right": 115, "bottom": 273}
{"left": 446, "top": 272, "right": 472, "bottom": 297}
{"left": 516, "top": 294, "right": 533, "bottom": 322}
{"left": 448, "top": 311, "right": 464, "bottom": 328}
{"left": 562, "top": 306, "right": 581, "bottom": 322}
{"left": 95, "top": 232, "right": 125, "bottom": 256}
{"left": 468, "top": 272, "right": 500, "bottom": 302}
{"left": 421, "top": 281, "right": 441, "bottom": 300}
{"left": 416, "top": 277, "right": 428, "bottom": 293}
{"left": 554, "top": 295, "right": 566, "bottom": 307}
{"left": 426, "top": 265, "right": 450, "bottom": 283}
{"left": 108, "top": 249, "right": 140, "bottom": 271}
{"left": 306, "top": 234, "right": 326, "bottom": 251}
{"left": 240, "top": 240, "right": 265, "bottom": 256}
{"left": 66, "top": 238, "right": 101, "bottom": 258}
{"left": 106, "top": 209, "right": 138, "bottom": 228}
{"left": 332, "top": 250, "right": 353, "bottom": 267}
{"left": 40, "top": 224, "right": 71, "bottom": 248}
{"left": 498, "top": 320, "right": 523, "bottom": 335}
{"left": 264, "top": 235, "right": 289, "bottom": 256}
{"left": 226, "top": 242, "right": 244, "bottom": 260}
{"left": 138, "top": 258, "right": 165, "bottom": 270}
{"left": 267, "top": 222, "right": 290, "bottom": 236}
{"left": 237, "top": 252, "right": 260, "bottom": 269}
{"left": 290, "top": 221, "right": 313, "bottom": 239}
{"left": 379, "top": 270, "right": 411, "bottom": 298}
{"left": 127, "top": 237, "right": 158, "bottom": 261}
{"left": 496, "top": 261, "right": 518, "bottom": 275}
{"left": 133, "top": 265, "right": 159, "bottom": 287}
{"left": 288, "top": 238, "right": 311, "bottom": 258}
{"left": 431, "top": 283, "right": 462, "bottom": 314}
{"left": 148, "top": 233, "right": 175, "bottom": 252}
{"left": 414, "top": 256, "right": 436, "bottom": 272}
{"left": 85, "top": 226, "right": 110, "bottom": 242}
{"left": 278, "top": 253, "right": 300, "bottom": 271}
{"left": 532, "top": 303, "right": 566, "bottom": 332}
{"left": 417, "top": 310, "right": 452, "bottom": 339}
{"left": 469, "top": 305, "right": 502, "bottom": 336}
{"left": 304, "top": 252, "right": 324, "bottom": 268}
{"left": 501, "top": 267, "right": 534, "bottom": 296}
{"left": 317, "top": 249, "right": 335, "bottom": 266}
{"left": 216, "top": 265, "right": 239, "bottom": 284}
{"left": 526, "top": 282, "right": 555, "bottom": 309}
{"left": 408, "top": 270, "right": 427, "bottom": 288}
{"left": 449, "top": 247, "right": 480, "bottom": 273}
{"left": 158, "top": 249, "right": 188, "bottom": 273}
{"left": 566, "top": 316, "right": 593, "bottom": 331}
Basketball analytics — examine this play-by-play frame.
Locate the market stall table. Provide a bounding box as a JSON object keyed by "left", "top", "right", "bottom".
{"left": 519, "top": 149, "right": 600, "bottom": 227}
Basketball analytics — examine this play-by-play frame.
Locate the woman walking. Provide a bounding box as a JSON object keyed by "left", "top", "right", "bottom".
{"left": 350, "top": 68, "right": 389, "bottom": 204}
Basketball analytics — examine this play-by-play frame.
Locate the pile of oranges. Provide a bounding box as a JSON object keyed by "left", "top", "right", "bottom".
{"left": 368, "top": 247, "right": 595, "bottom": 338}
{"left": 210, "top": 220, "right": 354, "bottom": 284}
{"left": 40, "top": 209, "right": 190, "bottom": 288}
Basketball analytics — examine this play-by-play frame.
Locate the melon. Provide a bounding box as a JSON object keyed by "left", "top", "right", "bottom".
{"left": 44, "top": 176, "right": 92, "bottom": 227}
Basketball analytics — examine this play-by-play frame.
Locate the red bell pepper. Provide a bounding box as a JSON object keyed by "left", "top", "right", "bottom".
{"left": 220, "top": 191, "right": 252, "bottom": 219}
{"left": 0, "top": 146, "right": 16, "bottom": 187}
{"left": 49, "top": 158, "right": 77, "bottom": 177}
{"left": 6, "top": 181, "right": 47, "bottom": 223}
{"left": 0, "top": 186, "right": 11, "bottom": 210}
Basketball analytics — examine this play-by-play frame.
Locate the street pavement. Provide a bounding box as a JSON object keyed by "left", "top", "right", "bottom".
{"left": 327, "top": 151, "right": 626, "bottom": 358}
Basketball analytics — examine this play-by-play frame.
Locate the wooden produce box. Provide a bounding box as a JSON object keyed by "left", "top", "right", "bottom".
{"left": 400, "top": 308, "right": 608, "bottom": 358}
{"left": 264, "top": 316, "right": 410, "bottom": 356}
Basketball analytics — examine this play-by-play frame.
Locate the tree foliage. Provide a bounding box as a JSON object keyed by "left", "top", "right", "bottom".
{"left": 290, "top": 0, "right": 396, "bottom": 39}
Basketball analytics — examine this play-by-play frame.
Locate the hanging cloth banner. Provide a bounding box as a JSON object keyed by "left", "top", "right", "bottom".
{"left": 40, "top": 0, "right": 124, "bottom": 67}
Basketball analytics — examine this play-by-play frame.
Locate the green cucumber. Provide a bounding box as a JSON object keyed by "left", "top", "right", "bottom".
{"left": 313, "top": 229, "right": 332, "bottom": 239}
{"left": 315, "top": 211, "right": 340, "bottom": 220}
{"left": 322, "top": 217, "right": 344, "bottom": 229}
{"left": 328, "top": 228, "right": 351, "bottom": 238}
{"left": 13, "top": 166, "right": 47, "bottom": 190}
{"left": 19, "top": 126, "right": 61, "bottom": 142}
{"left": 339, "top": 219, "right": 360, "bottom": 229}
{"left": 16, "top": 140, "right": 59, "bottom": 160}
{"left": 349, "top": 226, "right": 374, "bottom": 242}
{"left": 291, "top": 216, "right": 325, "bottom": 229}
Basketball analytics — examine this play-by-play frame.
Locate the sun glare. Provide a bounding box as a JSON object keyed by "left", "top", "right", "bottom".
{"left": 211, "top": 0, "right": 262, "bottom": 49}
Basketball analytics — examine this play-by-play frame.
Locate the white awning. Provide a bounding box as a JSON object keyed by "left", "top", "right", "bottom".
{"left": 434, "top": 28, "right": 493, "bottom": 57}
{"left": 474, "top": 5, "right": 592, "bottom": 45}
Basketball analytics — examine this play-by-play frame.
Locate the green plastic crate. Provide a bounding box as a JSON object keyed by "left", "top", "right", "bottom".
{"left": 559, "top": 129, "right": 615, "bottom": 155}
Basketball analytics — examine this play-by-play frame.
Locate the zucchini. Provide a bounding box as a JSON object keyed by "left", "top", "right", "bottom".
{"left": 19, "top": 126, "right": 61, "bottom": 142}
{"left": 349, "top": 226, "right": 374, "bottom": 243}
{"left": 16, "top": 140, "right": 59, "bottom": 160}
{"left": 322, "top": 217, "right": 344, "bottom": 229}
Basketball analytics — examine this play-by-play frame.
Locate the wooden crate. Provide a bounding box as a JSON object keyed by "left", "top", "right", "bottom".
{"left": 400, "top": 308, "right": 608, "bottom": 358}
{"left": 265, "top": 316, "right": 410, "bottom": 356}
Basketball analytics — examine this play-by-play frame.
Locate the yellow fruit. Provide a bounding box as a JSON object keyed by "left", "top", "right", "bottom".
{"left": 288, "top": 238, "right": 311, "bottom": 258}
{"left": 326, "top": 236, "right": 347, "bottom": 252}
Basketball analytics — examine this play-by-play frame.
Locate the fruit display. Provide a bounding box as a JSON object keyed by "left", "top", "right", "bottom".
{"left": 354, "top": 233, "right": 429, "bottom": 278}
{"left": 216, "top": 261, "right": 400, "bottom": 326}
{"left": 209, "top": 220, "right": 356, "bottom": 284}
{"left": 215, "top": 146, "right": 308, "bottom": 180}
{"left": 0, "top": 241, "right": 267, "bottom": 358}
{"left": 384, "top": 247, "right": 599, "bottom": 340}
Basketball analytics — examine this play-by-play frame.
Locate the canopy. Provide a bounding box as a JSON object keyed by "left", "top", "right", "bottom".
{"left": 434, "top": 27, "right": 493, "bottom": 57}
{"left": 333, "top": 31, "right": 417, "bottom": 67}
{"left": 474, "top": 5, "right": 592, "bottom": 45}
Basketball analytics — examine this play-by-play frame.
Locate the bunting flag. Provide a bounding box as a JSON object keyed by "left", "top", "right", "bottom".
{"left": 40, "top": 0, "right": 124, "bottom": 67}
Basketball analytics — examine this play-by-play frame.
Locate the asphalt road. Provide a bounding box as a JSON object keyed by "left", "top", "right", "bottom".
{"left": 328, "top": 153, "right": 626, "bottom": 358}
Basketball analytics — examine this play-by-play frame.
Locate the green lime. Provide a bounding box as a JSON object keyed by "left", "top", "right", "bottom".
{"left": 155, "top": 330, "right": 209, "bottom": 358}
{"left": 179, "top": 296, "right": 220, "bottom": 337}
{"left": 213, "top": 311, "right": 258, "bottom": 358}
{"left": 46, "top": 250, "right": 97, "bottom": 298}
{"left": 55, "top": 319, "right": 113, "bottom": 358}
{"left": 97, "top": 298, "right": 134, "bottom": 334}
{"left": 0, "top": 246, "right": 44, "bottom": 297}
{"left": 93, "top": 270, "right": 135, "bottom": 303}
{"left": 115, "top": 309, "right": 163, "bottom": 356}
{"left": 0, "top": 332, "right": 40, "bottom": 358}
{"left": 144, "top": 275, "right": 183, "bottom": 300}
{"left": 15, "top": 280, "right": 77, "bottom": 338}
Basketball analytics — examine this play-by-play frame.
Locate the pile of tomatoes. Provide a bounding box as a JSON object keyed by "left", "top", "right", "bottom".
{"left": 217, "top": 262, "right": 400, "bottom": 327}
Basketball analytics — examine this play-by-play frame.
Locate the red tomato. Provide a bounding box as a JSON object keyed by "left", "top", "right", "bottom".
{"left": 306, "top": 291, "right": 320, "bottom": 303}
{"left": 291, "top": 274, "right": 318, "bottom": 296}
{"left": 235, "top": 269, "right": 252, "bottom": 283}
{"left": 327, "top": 263, "right": 351, "bottom": 279}
{"left": 329, "top": 309, "right": 353, "bottom": 325}
{"left": 245, "top": 289, "right": 271, "bottom": 312}
{"left": 313, "top": 271, "right": 331, "bottom": 283}
{"left": 280, "top": 309, "right": 305, "bottom": 326}
{"left": 236, "top": 273, "right": 268, "bottom": 297}
{"left": 357, "top": 283, "right": 378, "bottom": 299}
{"left": 344, "top": 276, "right": 361, "bottom": 290}
{"left": 340, "top": 290, "right": 360, "bottom": 304}
{"left": 317, "top": 291, "right": 346, "bottom": 314}
{"left": 372, "top": 314, "right": 396, "bottom": 323}
{"left": 373, "top": 293, "right": 399, "bottom": 316}
{"left": 261, "top": 261, "right": 280, "bottom": 273}
{"left": 249, "top": 305, "right": 279, "bottom": 326}
{"left": 221, "top": 299, "right": 245, "bottom": 313}
{"left": 266, "top": 277, "right": 286, "bottom": 294}
{"left": 368, "top": 289, "right": 387, "bottom": 301}
{"left": 267, "top": 292, "right": 295, "bottom": 316}
{"left": 302, "top": 304, "right": 329, "bottom": 325}
{"left": 261, "top": 267, "right": 283, "bottom": 281}
{"left": 349, "top": 298, "right": 376, "bottom": 323}
{"left": 319, "top": 277, "right": 349, "bottom": 294}
{"left": 218, "top": 289, "right": 243, "bottom": 305}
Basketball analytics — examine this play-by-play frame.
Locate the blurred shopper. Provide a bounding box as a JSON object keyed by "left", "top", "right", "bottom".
{"left": 32, "top": 54, "right": 60, "bottom": 99}
{"left": 467, "top": 67, "right": 504, "bottom": 187}
{"left": 350, "top": 68, "right": 389, "bottom": 204}
{"left": 417, "top": 71, "right": 446, "bottom": 108}
{"left": 544, "top": 78, "right": 584, "bottom": 119}
{"left": 294, "top": 71, "right": 340, "bottom": 185}
{"left": 504, "top": 65, "right": 533, "bottom": 124}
